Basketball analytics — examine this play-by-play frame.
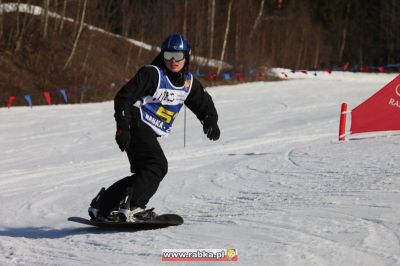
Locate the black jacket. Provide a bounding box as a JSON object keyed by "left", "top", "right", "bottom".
{"left": 114, "top": 58, "right": 218, "bottom": 131}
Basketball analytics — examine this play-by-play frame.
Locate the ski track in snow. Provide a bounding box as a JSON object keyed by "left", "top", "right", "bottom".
{"left": 1, "top": 73, "right": 400, "bottom": 265}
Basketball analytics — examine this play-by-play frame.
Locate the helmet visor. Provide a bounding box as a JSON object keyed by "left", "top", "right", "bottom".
{"left": 163, "top": 51, "right": 185, "bottom": 62}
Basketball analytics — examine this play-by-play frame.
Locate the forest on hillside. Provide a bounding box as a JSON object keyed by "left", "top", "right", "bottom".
{"left": 0, "top": 0, "right": 399, "bottom": 105}
{"left": 2, "top": 0, "right": 399, "bottom": 68}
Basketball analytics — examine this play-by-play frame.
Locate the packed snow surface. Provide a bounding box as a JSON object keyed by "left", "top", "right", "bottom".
{"left": 1, "top": 71, "right": 400, "bottom": 265}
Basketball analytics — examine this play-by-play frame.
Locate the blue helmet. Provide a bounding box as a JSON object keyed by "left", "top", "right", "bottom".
{"left": 161, "top": 34, "right": 191, "bottom": 53}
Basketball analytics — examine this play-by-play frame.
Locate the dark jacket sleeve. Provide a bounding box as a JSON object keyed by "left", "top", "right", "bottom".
{"left": 114, "top": 66, "right": 158, "bottom": 128}
{"left": 184, "top": 77, "right": 218, "bottom": 124}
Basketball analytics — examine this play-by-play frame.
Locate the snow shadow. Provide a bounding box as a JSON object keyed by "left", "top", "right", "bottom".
{"left": 227, "top": 152, "right": 268, "bottom": 156}
{"left": 348, "top": 132, "right": 400, "bottom": 141}
{"left": 0, "top": 226, "right": 144, "bottom": 239}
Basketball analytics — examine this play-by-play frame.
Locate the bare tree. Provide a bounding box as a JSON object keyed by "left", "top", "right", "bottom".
{"left": 52, "top": 0, "right": 59, "bottom": 31}
{"left": 124, "top": 43, "right": 131, "bottom": 74}
{"left": 42, "top": 0, "right": 49, "bottom": 38}
{"left": 63, "top": 0, "right": 88, "bottom": 70}
{"left": 58, "top": 0, "right": 67, "bottom": 35}
{"left": 182, "top": 0, "right": 188, "bottom": 36}
{"left": 208, "top": 0, "right": 215, "bottom": 59}
{"left": 338, "top": 0, "right": 351, "bottom": 63}
{"left": 136, "top": 22, "right": 144, "bottom": 64}
{"left": 121, "top": 0, "right": 133, "bottom": 37}
{"left": 249, "top": 0, "right": 264, "bottom": 39}
{"left": 380, "top": 0, "right": 399, "bottom": 64}
{"left": 14, "top": 0, "right": 35, "bottom": 54}
{"left": 313, "top": 26, "right": 321, "bottom": 68}
{"left": 15, "top": 3, "right": 32, "bottom": 53}
{"left": 217, "top": 0, "right": 233, "bottom": 75}
{"left": 80, "top": 35, "right": 92, "bottom": 74}
{"left": 234, "top": 4, "right": 240, "bottom": 66}
{"left": 0, "top": 0, "right": 3, "bottom": 39}
{"left": 72, "top": 0, "right": 82, "bottom": 38}
{"left": 15, "top": 0, "right": 20, "bottom": 38}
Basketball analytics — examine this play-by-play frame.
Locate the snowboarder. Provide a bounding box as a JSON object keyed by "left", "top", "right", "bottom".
{"left": 88, "top": 33, "right": 220, "bottom": 222}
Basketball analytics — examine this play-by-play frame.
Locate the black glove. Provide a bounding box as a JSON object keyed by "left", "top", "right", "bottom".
{"left": 203, "top": 117, "right": 220, "bottom": 141}
{"left": 114, "top": 107, "right": 140, "bottom": 152}
{"left": 115, "top": 127, "right": 131, "bottom": 152}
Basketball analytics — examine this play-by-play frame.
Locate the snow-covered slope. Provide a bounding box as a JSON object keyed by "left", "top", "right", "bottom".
{"left": 1, "top": 72, "right": 400, "bottom": 265}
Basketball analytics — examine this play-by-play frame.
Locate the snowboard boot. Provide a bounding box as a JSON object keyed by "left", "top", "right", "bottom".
{"left": 88, "top": 187, "right": 105, "bottom": 220}
{"left": 133, "top": 208, "right": 157, "bottom": 221}
{"left": 118, "top": 206, "right": 145, "bottom": 222}
{"left": 117, "top": 187, "right": 141, "bottom": 222}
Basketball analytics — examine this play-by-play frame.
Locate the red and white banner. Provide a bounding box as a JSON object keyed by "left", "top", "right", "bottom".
{"left": 350, "top": 74, "right": 400, "bottom": 134}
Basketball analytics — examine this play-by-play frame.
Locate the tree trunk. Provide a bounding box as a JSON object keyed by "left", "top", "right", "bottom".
{"left": 0, "top": 0, "right": 3, "bottom": 39}
{"left": 42, "top": 0, "right": 49, "bottom": 38}
{"left": 80, "top": 36, "right": 92, "bottom": 74}
{"left": 137, "top": 26, "right": 144, "bottom": 63}
{"left": 15, "top": 0, "right": 20, "bottom": 38}
{"left": 53, "top": 0, "right": 60, "bottom": 31}
{"left": 58, "top": 0, "right": 67, "bottom": 35}
{"left": 121, "top": 0, "right": 133, "bottom": 37}
{"left": 339, "top": 1, "right": 351, "bottom": 63}
{"left": 208, "top": 0, "right": 215, "bottom": 60}
{"left": 125, "top": 43, "right": 132, "bottom": 75}
{"left": 313, "top": 26, "right": 321, "bottom": 68}
{"left": 182, "top": 0, "right": 188, "bottom": 36}
{"left": 217, "top": 0, "right": 233, "bottom": 75}
{"left": 72, "top": 0, "right": 82, "bottom": 38}
{"left": 235, "top": 6, "right": 240, "bottom": 66}
{"left": 15, "top": 0, "right": 34, "bottom": 53}
{"left": 63, "top": 0, "right": 87, "bottom": 70}
{"left": 249, "top": 0, "right": 264, "bottom": 39}
{"left": 295, "top": 30, "right": 304, "bottom": 69}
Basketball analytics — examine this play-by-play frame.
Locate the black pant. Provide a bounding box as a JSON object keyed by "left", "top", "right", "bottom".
{"left": 99, "top": 120, "right": 168, "bottom": 216}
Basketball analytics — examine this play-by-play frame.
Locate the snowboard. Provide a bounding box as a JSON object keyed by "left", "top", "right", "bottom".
{"left": 68, "top": 214, "right": 183, "bottom": 230}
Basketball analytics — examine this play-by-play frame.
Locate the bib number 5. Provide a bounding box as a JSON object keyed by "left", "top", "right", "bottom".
{"left": 156, "top": 106, "right": 177, "bottom": 124}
